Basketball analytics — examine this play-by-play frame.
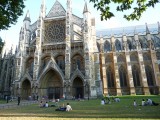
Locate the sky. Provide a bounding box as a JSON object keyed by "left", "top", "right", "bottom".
{"left": 0, "top": 0, "right": 160, "bottom": 53}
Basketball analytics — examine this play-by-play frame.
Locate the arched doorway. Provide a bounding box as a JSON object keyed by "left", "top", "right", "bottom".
{"left": 22, "top": 79, "right": 31, "bottom": 99}
{"left": 72, "top": 77, "right": 84, "bottom": 99}
{"left": 40, "top": 69, "right": 63, "bottom": 99}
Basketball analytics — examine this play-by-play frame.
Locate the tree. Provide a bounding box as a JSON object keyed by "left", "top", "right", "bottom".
{"left": 0, "top": 37, "right": 4, "bottom": 54}
{"left": 89, "top": 0, "right": 159, "bottom": 21}
{"left": 0, "top": 0, "right": 25, "bottom": 30}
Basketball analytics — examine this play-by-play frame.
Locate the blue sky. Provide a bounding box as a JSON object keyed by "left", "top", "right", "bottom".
{"left": 0, "top": 0, "right": 160, "bottom": 52}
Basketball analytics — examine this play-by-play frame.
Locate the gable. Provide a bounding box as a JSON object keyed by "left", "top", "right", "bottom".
{"left": 46, "top": 1, "right": 66, "bottom": 18}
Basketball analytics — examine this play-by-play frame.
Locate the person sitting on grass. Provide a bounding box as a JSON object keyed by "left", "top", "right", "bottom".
{"left": 66, "top": 103, "right": 72, "bottom": 111}
{"left": 101, "top": 98, "right": 105, "bottom": 105}
{"left": 45, "top": 102, "right": 49, "bottom": 107}
{"left": 133, "top": 100, "right": 137, "bottom": 107}
{"left": 55, "top": 103, "right": 66, "bottom": 111}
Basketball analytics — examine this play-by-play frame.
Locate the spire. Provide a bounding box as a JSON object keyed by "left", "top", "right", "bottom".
{"left": 23, "top": 10, "right": 31, "bottom": 22}
{"left": 41, "top": 0, "right": 46, "bottom": 18}
{"left": 83, "top": 1, "right": 89, "bottom": 13}
{"left": 145, "top": 23, "right": 150, "bottom": 34}
{"left": 158, "top": 22, "right": 160, "bottom": 34}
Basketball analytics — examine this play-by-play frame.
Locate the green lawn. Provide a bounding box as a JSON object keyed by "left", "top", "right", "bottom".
{"left": 0, "top": 95, "right": 160, "bottom": 120}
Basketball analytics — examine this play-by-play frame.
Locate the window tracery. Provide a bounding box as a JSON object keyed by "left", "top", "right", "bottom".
{"left": 106, "top": 66, "right": 115, "bottom": 88}
{"left": 117, "top": 54, "right": 125, "bottom": 63}
{"left": 132, "top": 65, "right": 141, "bottom": 87}
{"left": 145, "top": 65, "right": 154, "bottom": 86}
{"left": 130, "top": 54, "right": 138, "bottom": 62}
{"left": 104, "top": 41, "right": 111, "bottom": 52}
{"left": 119, "top": 66, "right": 127, "bottom": 87}
{"left": 45, "top": 21, "right": 65, "bottom": 42}
{"left": 71, "top": 54, "right": 84, "bottom": 72}
{"left": 115, "top": 40, "right": 122, "bottom": 51}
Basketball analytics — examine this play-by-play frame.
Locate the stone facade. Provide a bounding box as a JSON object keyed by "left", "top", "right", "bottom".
{"left": 0, "top": 0, "right": 160, "bottom": 99}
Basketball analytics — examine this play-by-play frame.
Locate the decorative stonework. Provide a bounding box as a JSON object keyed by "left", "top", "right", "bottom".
{"left": 46, "top": 1, "right": 66, "bottom": 18}
{"left": 45, "top": 21, "right": 65, "bottom": 43}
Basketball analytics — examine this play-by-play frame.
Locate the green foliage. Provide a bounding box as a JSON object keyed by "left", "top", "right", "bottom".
{"left": 0, "top": 37, "right": 4, "bottom": 54}
{"left": 0, "top": 0, "right": 25, "bottom": 30}
{"left": 89, "top": 0, "right": 159, "bottom": 21}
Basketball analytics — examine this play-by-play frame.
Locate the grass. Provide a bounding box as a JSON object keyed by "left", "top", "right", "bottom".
{"left": 0, "top": 95, "right": 160, "bottom": 120}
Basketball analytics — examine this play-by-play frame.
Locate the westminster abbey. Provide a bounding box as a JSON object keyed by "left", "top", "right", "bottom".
{"left": 0, "top": 0, "right": 160, "bottom": 99}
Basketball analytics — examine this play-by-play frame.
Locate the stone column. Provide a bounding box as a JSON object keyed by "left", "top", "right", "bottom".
{"left": 123, "top": 36, "right": 135, "bottom": 95}
{"left": 113, "top": 52, "right": 122, "bottom": 95}
{"left": 137, "top": 43, "right": 150, "bottom": 94}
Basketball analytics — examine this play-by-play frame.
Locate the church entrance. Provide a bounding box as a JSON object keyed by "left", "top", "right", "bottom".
{"left": 72, "top": 77, "right": 84, "bottom": 99}
{"left": 40, "top": 69, "right": 63, "bottom": 99}
{"left": 21, "top": 79, "right": 31, "bottom": 99}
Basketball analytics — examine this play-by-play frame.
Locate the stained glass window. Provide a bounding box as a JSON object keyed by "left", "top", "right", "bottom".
{"left": 115, "top": 39, "right": 122, "bottom": 51}
{"left": 132, "top": 65, "right": 141, "bottom": 87}
{"left": 119, "top": 66, "right": 127, "bottom": 87}
{"left": 145, "top": 65, "right": 154, "bottom": 86}
{"left": 106, "top": 66, "right": 115, "bottom": 88}
{"left": 104, "top": 41, "right": 111, "bottom": 52}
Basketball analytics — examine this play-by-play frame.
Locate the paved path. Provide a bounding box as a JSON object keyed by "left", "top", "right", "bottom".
{"left": 0, "top": 100, "right": 38, "bottom": 109}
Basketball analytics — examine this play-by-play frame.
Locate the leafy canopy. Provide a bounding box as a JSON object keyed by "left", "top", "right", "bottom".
{"left": 89, "top": 0, "right": 159, "bottom": 21}
{"left": 0, "top": 0, "right": 25, "bottom": 30}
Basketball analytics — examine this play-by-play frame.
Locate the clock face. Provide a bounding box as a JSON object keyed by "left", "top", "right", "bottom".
{"left": 45, "top": 21, "right": 65, "bottom": 42}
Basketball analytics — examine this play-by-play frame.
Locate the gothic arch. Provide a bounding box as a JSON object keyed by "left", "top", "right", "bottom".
{"left": 105, "top": 54, "right": 112, "bottom": 63}
{"left": 143, "top": 53, "right": 151, "bottom": 61}
{"left": 39, "top": 68, "right": 64, "bottom": 99}
{"left": 71, "top": 54, "right": 84, "bottom": 72}
{"left": 145, "top": 65, "right": 154, "bottom": 86}
{"left": 72, "top": 76, "right": 84, "bottom": 99}
{"left": 117, "top": 54, "right": 125, "bottom": 63}
{"left": 115, "top": 39, "right": 122, "bottom": 51}
{"left": 106, "top": 66, "right": 115, "bottom": 88}
{"left": 132, "top": 65, "right": 141, "bottom": 87}
{"left": 130, "top": 53, "right": 138, "bottom": 62}
{"left": 118, "top": 65, "right": 128, "bottom": 87}
{"left": 104, "top": 40, "right": 111, "bottom": 52}
{"left": 55, "top": 55, "right": 65, "bottom": 74}
{"left": 21, "top": 79, "right": 31, "bottom": 99}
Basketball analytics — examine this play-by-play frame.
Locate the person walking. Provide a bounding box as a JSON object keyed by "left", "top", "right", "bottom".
{"left": 17, "top": 96, "right": 21, "bottom": 105}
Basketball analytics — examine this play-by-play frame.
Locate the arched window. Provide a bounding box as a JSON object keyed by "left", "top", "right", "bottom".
{"left": 106, "top": 66, "right": 115, "bottom": 88}
{"left": 152, "top": 35, "right": 160, "bottom": 48}
{"left": 71, "top": 54, "right": 84, "bottom": 72}
{"left": 130, "top": 54, "right": 138, "bottom": 62}
{"left": 139, "top": 37, "right": 148, "bottom": 49}
{"left": 117, "top": 54, "right": 125, "bottom": 63}
{"left": 55, "top": 55, "right": 65, "bottom": 70}
{"left": 145, "top": 65, "right": 154, "bottom": 86}
{"left": 104, "top": 41, "right": 111, "bottom": 52}
{"left": 119, "top": 66, "right": 127, "bottom": 87}
{"left": 132, "top": 65, "right": 141, "bottom": 87}
{"left": 143, "top": 53, "right": 151, "bottom": 61}
{"left": 115, "top": 39, "right": 122, "bottom": 51}
{"left": 105, "top": 55, "right": 112, "bottom": 63}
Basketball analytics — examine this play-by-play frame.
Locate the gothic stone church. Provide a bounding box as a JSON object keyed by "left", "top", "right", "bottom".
{"left": 0, "top": 0, "right": 160, "bottom": 99}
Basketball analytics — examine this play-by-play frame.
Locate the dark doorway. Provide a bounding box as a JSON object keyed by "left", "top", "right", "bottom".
{"left": 22, "top": 79, "right": 31, "bottom": 99}
{"left": 47, "top": 87, "right": 63, "bottom": 99}
{"left": 72, "top": 77, "right": 84, "bottom": 99}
